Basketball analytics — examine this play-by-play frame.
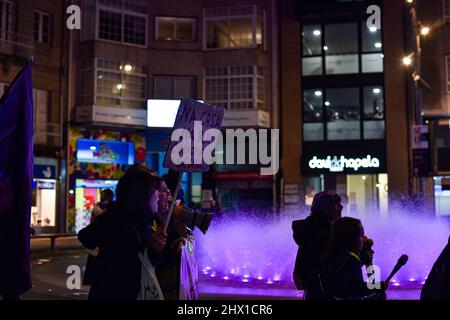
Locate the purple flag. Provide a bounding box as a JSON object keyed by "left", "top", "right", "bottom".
{"left": 0, "top": 60, "right": 34, "bottom": 298}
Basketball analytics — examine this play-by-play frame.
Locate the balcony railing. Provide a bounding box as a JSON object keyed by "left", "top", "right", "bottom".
{"left": 0, "top": 30, "right": 35, "bottom": 59}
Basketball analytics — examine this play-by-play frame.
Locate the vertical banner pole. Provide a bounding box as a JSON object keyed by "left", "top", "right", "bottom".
{"left": 163, "top": 172, "right": 183, "bottom": 234}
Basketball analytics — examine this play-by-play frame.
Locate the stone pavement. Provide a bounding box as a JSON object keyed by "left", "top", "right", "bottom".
{"left": 23, "top": 238, "right": 420, "bottom": 300}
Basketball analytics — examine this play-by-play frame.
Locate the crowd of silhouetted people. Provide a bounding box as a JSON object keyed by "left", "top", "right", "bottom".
{"left": 292, "top": 191, "right": 450, "bottom": 300}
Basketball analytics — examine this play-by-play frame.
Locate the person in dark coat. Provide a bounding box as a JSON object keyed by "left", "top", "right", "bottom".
{"left": 78, "top": 168, "right": 166, "bottom": 300}
{"left": 292, "top": 191, "right": 343, "bottom": 300}
{"left": 421, "top": 236, "right": 450, "bottom": 300}
{"left": 321, "top": 217, "right": 385, "bottom": 300}
{"left": 82, "top": 188, "right": 114, "bottom": 286}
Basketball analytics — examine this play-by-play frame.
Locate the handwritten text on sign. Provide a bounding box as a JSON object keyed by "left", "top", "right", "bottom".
{"left": 163, "top": 99, "right": 225, "bottom": 172}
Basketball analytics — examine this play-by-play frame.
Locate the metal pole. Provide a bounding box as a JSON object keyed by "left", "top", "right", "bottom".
{"left": 163, "top": 172, "right": 183, "bottom": 234}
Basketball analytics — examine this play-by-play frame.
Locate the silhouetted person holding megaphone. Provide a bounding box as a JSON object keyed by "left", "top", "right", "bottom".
{"left": 154, "top": 171, "right": 212, "bottom": 299}
{"left": 321, "top": 217, "right": 386, "bottom": 300}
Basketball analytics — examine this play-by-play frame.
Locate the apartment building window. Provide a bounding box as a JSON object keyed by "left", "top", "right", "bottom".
{"left": 154, "top": 76, "right": 196, "bottom": 99}
{"left": 33, "top": 89, "right": 49, "bottom": 145}
{"left": 303, "top": 86, "right": 385, "bottom": 141}
{"left": 204, "top": 5, "right": 264, "bottom": 49}
{"left": 0, "top": 0, "right": 15, "bottom": 41}
{"left": 155, "top": 17, "right": 196, "bottom": 41}
{"left": 34, "top": 11, "right": 51, "bottom": 44}
{"left": 97, "top": 0, "right": 147, "bottom": 46}
{"left": 444, "top": 0, "right": 450, "bottom": 25}
{"left": 82, "top": 58, "right": 147, "bottom": 109}
{"left": 204, "top": 65, "right": 264, "bottom": 110}
{"left": 302, "top": 21, "right": 383, "bottom": 76}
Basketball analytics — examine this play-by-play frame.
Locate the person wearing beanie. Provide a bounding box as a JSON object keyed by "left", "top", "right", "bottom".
{"left": 292, "top": 191, "right": 343, "bottom": 300}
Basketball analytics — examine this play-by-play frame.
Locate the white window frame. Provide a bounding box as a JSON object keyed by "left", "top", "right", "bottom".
{"left": 203, "top": 5, "right": 265, "bottom": 51}
{"left": 34, "top": 10, "right": 51, "bottom": 44}
{"left": 85, "top": 58, "right": 147, "bottom": 109}
{"left": 0, "top": 0, "right": 15, "bottom": 41}
{"left": 154, "top": 17, "right": 196, "bottom": 42}
{"left": 203, "top": 65, "right": 264, "bottom": 110}
{"left": 96, "top": 0, "right": 148, "bottom": 48}
{"left": 444, "top": 0, "right": 450, "bottom": 26}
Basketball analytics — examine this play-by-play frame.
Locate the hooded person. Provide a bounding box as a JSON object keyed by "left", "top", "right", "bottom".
{"left": 292, "top": 191, "right": 343, "bottom": 300}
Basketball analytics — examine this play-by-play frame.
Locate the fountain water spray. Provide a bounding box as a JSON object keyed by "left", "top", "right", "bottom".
{"left": 195, "top": 201, "right": 450, "bottom": 292}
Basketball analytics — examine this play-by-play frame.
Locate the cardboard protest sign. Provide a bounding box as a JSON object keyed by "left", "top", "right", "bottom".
{"left": 163, "top": 98, "right": 225, "bottom": 173}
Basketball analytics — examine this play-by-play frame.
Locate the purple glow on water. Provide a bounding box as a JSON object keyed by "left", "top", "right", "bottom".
{"left": 195, "top": 203, "right": 450, "bottom": 291}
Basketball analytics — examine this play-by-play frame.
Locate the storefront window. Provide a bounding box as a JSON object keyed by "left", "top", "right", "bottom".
{"left": 303, "top": 86, "right": 385, "bottom": 141}
{"left": 303, "top": 89, "right": 323, "bottom": 122}
{"left": 362, "top": 53, "right": 384, "bottom": 73}
{"left": 31, "top": 179, "right": 57, "bottom": 229}
{"left": 434, "top": 176, "right": 450, "bottom": 216}
{"left": 302, "top": 24, "right": 322, "bottom": 56}
{"left": 325, "top": 23, "right": 358, "bottom": 74}
{"left": 303, "top": 89, "right": 324, "bottom": 141}
{"left": 364, "top": 121, "right": 385, "bottom": 140}
{"left": 325, "top": 23, "right": 358, "bottom": 54}
{"left": 302, "top": 57, "right": 323, "bottom": 76}
{"left": 326, "top": 88, "right": 360, "bottom": 140}
{"left": 326, "top": 54, "right": 359, "bottom": 75}
{"left": 31, "top": 162, "right": 58, "bottom": 234}
{"left": 361, "top": 23, "right": 382, "bottom": 52}
{"left": 363, "top": 86, "right": 384, "bottom": 119}
{"left": 75, "top": 179, "right": 118, "bottom": 233}
{"left": 435, "top": 120, "right": 450, "bottom": 171}
{"left": 302, "top": 21, "right": 383, "bottom": 76}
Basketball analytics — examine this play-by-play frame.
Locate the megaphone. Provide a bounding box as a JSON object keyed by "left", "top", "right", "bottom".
{"left": 172, "top": 205, "right": 214, "bottom": 234}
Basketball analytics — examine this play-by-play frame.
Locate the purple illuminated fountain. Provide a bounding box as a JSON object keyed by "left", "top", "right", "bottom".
{"left": 194, "top": 202, "right": 450, "bottom": 297}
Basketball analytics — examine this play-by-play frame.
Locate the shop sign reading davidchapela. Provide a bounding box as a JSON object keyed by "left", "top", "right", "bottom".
{"left": 308, "top": 155, "right": 380, "bottom": 172}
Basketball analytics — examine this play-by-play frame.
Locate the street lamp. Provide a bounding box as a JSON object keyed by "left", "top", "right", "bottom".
{"left": 403, "top": 0, "right": 433, "bottom": 198}
{"left": 403, "top": 55, "right": 413, "bottom": 66}
{"left": 420, "top": 26, "right": 430, "bottom": 36}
